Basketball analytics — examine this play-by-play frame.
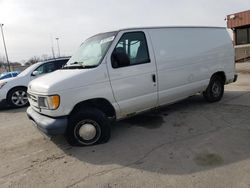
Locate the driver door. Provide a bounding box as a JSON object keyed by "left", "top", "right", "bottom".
{"left": 107, "top": 30, "right": 158, "bottom": 117}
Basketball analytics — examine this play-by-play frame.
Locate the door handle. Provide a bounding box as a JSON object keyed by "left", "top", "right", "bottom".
{"left": 152, "top": 74, "right": 156, "bottom": 83}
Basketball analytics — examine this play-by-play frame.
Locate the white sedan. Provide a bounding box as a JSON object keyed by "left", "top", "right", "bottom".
{"left": 0, "top": 57, "right": 69, "bottom": 107}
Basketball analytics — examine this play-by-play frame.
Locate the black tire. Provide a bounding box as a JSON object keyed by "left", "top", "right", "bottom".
{"left": 7, "top": 87, "right": 29, "bottom": 108}
{"left": 203, "top": 75, "right": 224, "bottom": 102}
{"left": 65, "top": 107, "right": 111, "bottom": 146}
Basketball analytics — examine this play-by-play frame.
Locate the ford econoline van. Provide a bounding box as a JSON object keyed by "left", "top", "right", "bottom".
{"left": 27, "top": 27, "right": 237, "bottom": 146}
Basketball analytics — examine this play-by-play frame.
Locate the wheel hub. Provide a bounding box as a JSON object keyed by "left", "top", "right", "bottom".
{"left": 78, "top": 123, "right": 97, "bottom": 140}
{"left": 212, "top": 82, "right": 221, "bottom": 97}
{"left": 11, "top": 90, "right": 28, "bottom": 106}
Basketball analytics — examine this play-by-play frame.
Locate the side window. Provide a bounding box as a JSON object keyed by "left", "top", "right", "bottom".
{"left": 111, "top": 32, "right": 150, "bottom": 68}
{"left": 236, "top": 28, "right": 249, "bottom": 45}
{"left": 55, "top": 60, "right": 68, "bottom": 69}
{"left": 35, "top": 62, "right": 56, "bottom": 75}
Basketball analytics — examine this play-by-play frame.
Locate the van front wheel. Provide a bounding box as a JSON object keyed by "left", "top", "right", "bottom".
{"left": 66, "top": 108, "right": 111, "bottom": 146}
{"left": 203, "top": 75, "right": 224, "bottom": 102}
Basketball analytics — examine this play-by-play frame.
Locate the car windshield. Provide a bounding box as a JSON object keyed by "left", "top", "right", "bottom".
{"left": 65, "top": 32, "right": 117, "bottom": 68}
{"left": 17, "top": 63, "right": 41, "bottom": 77}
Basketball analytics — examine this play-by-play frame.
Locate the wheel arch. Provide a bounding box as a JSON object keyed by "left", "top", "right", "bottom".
{"left": 70, "top": 98, "right": 116, "bottom": 120}
{"left": 210, "top": 71, "right": 226, "bottom": 84}
{"left": 7, "top": 86, "right": 28, "bottom": 98}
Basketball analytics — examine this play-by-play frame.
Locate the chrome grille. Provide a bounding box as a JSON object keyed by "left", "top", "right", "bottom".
{"left": 27, "top": 93, "right": 38, "bottom": 107}
{"left": 28, "top": 93, "right": 37, "bottom": 102}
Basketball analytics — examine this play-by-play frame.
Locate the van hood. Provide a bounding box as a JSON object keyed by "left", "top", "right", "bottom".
{"left": 28, "top": 67, "right": 107, "bottom": 94}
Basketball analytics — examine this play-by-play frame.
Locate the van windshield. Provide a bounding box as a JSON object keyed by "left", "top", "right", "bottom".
{"left": 65, "top": 32, "right": 117, "bottom": 69}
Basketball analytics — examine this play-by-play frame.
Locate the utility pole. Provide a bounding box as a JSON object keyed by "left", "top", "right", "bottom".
{"left": 55, "top": 37, "right": 60, "bottom": 57}
{"left": 0, "top": 23, "right": 11, "bottom": 72}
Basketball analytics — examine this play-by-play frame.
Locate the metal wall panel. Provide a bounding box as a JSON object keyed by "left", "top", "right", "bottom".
{"left": 227, "top": 10, "right": 250, "bottom": 28}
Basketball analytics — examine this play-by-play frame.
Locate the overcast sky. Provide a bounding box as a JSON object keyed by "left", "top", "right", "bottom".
{"left": 0, "top": 0, "right": 249, "bottom": 63}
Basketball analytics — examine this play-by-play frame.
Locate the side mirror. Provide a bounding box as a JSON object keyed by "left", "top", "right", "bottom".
{"left": 31, "top": 71, "right": 40, "bottom": 77}
{"left": 111, "top": 51, "right": 130, "bottom": 68}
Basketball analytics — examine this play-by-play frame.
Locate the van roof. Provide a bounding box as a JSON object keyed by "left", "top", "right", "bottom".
{"left": 118, "top": 26, "right": 226, "bottom": 31}
{"left": 94, "top": 26, "right": 226, "bottom": 36}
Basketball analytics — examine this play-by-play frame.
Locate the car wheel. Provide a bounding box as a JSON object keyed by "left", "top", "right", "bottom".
{"left": 203, "top": 75, "right": 224, "bottom": 102}
{"left": 7, "top": 87, "right": 29, "bottom": 108}
{"left": 66, "top": 108, "right": 111, "bottom": 146}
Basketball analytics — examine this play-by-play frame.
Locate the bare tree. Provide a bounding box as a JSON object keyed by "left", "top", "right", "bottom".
{"left": 25, "top": 56, "right": 41, "bottom": 66}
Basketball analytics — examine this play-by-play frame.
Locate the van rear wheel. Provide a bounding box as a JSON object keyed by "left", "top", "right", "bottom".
{"left": 66, "top": 108, "right": 111, "bottom": 146}
{"left": 203, "top": 75, "right": 224, "bottom": 102}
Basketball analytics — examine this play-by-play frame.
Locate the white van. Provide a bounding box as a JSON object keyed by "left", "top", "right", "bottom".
{"left": 27, "top": 27, "right": 237, "bottom": 146}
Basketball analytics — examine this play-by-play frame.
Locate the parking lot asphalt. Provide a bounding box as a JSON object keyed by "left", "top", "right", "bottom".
{"left": 0, "top": 63, "right": 250, "bottom": 188}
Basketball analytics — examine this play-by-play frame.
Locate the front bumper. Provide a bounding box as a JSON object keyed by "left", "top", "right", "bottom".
{"left": 27, "top": 107, "right": 68, "bottom": 136}
{"left": 0, "top": 89, "right": 7, "bottom": 102}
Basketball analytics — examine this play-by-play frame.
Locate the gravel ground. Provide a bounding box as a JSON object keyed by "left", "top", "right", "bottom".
{"left": 0, "top": 63, "right": 250, "bottom": 188}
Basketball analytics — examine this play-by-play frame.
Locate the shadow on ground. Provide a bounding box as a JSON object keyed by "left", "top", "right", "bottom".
{"left": 51, "top": 90, "right": 250, "bottom": 175}
{"left": 0, "top": 101, "right": 27, "bottom": 112}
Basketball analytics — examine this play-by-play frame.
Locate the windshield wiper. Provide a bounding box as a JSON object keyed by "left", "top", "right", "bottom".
{"left": 81, "top": 65, "right": 97, "bottom": 68}
{"left": 62, "top": 62, "right": 97, "bottom": 69}
{"left": 70, "top": 61, "right": 83, "bottom": 65}
{"left": 62, "top": 65, "right": 83, "bottom": 69}
{"left": 62, "top": 61, "right": 84, "bottom": 69}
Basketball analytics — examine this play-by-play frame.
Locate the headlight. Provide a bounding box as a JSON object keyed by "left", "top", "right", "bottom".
{"left": 47, "top": 95, "right": 60, "bottom": 110}
{"left": 37, "top": 96, "right": 48, "bottom": 108}
{"left": 38, "top": 95, "right": 60, "bottom": 110}
{"left": 0, "top": 82, "right": 7, "bottom": 89}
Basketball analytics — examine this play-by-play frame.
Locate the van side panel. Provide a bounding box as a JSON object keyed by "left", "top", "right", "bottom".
{"left": 148, "top": 28, "right": 234, "bottom": 105}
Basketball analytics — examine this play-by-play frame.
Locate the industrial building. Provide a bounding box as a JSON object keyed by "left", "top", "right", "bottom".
{"left": 227, "top": 10, "right": 250, "bottom": 62}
